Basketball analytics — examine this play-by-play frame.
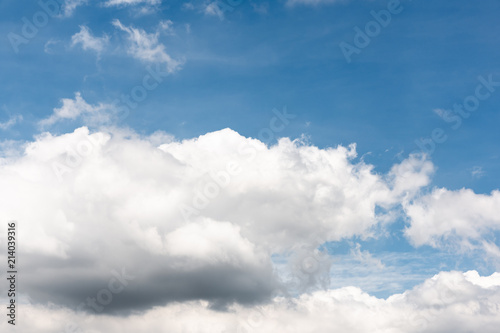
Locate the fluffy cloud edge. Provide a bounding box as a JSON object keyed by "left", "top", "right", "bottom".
{"left": 404, "top": 187, "right": 500, "bottom": 254}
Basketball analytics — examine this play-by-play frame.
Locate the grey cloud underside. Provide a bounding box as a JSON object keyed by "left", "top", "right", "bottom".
{"left": 18, "top": 250, "right": 277, "bottom": 315}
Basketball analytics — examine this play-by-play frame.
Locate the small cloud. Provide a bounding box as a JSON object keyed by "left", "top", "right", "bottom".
{"left": 71, "top": 26, "right": 109, "bottom": 55}
{"left": 44, "top": 39, "right": 60, "bottom": 54}
{"left": 39, "top": 92, "right": 115, "bottom": 127}
{"left": 112, "top": 19, "right": 182, "bottom": 73}
{"left": 204, "top": 2, "right": 225, "bottom": 19}
{"left": 471, "top": 166, "right": 485, "bottom": 179}
{"left": 61, "top": 0, "right": 88, "bottom": 17}
{"left": 286, "top": 0, "right": 344, "bottom": 7}
{"left": 102, "top": 0, "right": 162, "bottom": 15}
{"left": 184, "top": 1, "right": 239, "bottom": 20}
{"left": 433, "top": 108, "right": 454, "bottom": 119}
{"left": 182, "top": 2, "right": 195, "bottom": 10}
{"left": 158, "top": 20, "right": 175, "bottom": 34}
{"left": 251, "top": 1, "right": 269, "bottom": 14}
{"left": 350, "top": 243, "right": 385, "bottom": 270}
{"left": 135, "top": 5, "right": 159, "bottom": 16}
{"left": 0, "top": 114, "right": 23, "bottom": 130}
{"left": 103, "top": 0, "right": 160, "bottom": 6}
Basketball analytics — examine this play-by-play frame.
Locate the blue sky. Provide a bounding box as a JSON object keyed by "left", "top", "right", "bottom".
{"left": 2, "top": 0, "right": 499, "bottom": 193}
{"left": 1, "top": 1, "right": 500, "bottom": 331}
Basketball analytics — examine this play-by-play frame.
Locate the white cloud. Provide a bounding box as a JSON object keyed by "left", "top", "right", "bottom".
{"left": 8, "top": 126, "right": 428, "bottom": 253}
{"left": 103, "top": 0, "right": 161, "bottom": 6}
{"left": 0, "top": 114, "right": 22, "bottom": 130}
{"left": 159, "top": 133, "right": 435, "bottom": 249}
{"left": 251, "top": 1, "right": 270, "bottom": 15}
{"left": 182, "top": 2, "right": 195, "bottom": 10}
{"left": 112, "top": 19, "right": 182, "bottom": 73}
{"left": 0, "top": 126, "right": 436, "bottom": 312}
{"left": 2, "top": 270, "right": 500, "bottom": 333}
{"left": 404, "top": 188, "right": 500, "bottom": 252}
{"left": 38, "top": 92, "right": 115, "bottom": 127}
{"left": 471, "top": 166, "right": 485, "bottom": 179}
{"left": 204, "top": 1, "right": 225, "bottom": 19}
{"left": 102, "top": 0, "right": 162, "bottom": 16}
{"left": 194, "top": 1, "right": 247, "bottom": 20}
{"left": 157, "top": 19, "right": 175, "bottom": 34}
{"left": 350, "top": 243, "right": 385, "bottom": 269}
{"left": 388, "top": 153, "right": 435, "bottom": 199}
{"left": 61, "top": 0, "right": 87, "bottom": 17}
{"left": 286, "top": 0, "right": 345, "bottom": 7}
{"left": 71, "top": 25, "right": 109, "bottom": 54}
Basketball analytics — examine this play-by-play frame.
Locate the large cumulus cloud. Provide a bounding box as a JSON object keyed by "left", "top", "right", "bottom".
{"left": 0, "top": 126, "right": 433, "bottom": 314}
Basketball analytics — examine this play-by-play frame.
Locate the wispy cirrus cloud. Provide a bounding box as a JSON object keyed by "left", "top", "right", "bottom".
{"left": 112, "top": 19, "right": 182, "bottom": 73}
{"left": 71, "top": 25, "right": 109, "bottom": 54}
{"left": 203, "top": 1, "right": 226, "bottom": 19}
{"left": 286, "top": 0, "right": 346, "bottom": 7}
{"left": 103, "top": 0, "right": 161, "bottom": 6}
{"left": 0, "top": 114, "right": 23, "bottom": 130}
{"left": 61, "top": 0, "right": 88, "bottom": 17}
{"left": 183, "top": 1, "right": 245, "bottom": 20}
